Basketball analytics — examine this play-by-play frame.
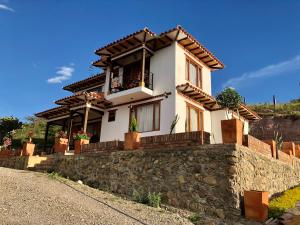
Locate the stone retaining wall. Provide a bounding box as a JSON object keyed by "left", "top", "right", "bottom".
{"left": 2, "top": 144, "right": 300, "bottom": 220}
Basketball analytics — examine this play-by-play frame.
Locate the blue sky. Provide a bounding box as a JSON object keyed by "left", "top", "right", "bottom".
{"left": 0, "top": 0, "right": 299, "bottom": 120}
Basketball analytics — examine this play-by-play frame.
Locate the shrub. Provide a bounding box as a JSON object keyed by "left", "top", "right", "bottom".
{"left": 132, "top": 190, "right": 161, "bottom": 208}
{"left": 188, "top": 214, "right": 201, "bottom": 224}
{"left": 73, "top": 131, "right": 92, "bottom": 140}
{"left": 216, "top": 87, "right": 242, "bottom": 119}
{"left": 132, "top": 190, "right": 148, "bottom": 204}
{"left": 269, "top": 186, "right": 300, "bottom": 218}
{"left": 147, "top": 192, "right": 161, "bottom": 208}
{"left": 129, "top": 117, "right": 138, "bottom": 132}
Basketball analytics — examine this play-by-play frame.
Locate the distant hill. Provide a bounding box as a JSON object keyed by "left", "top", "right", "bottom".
{"left": 248, "top": 98, "right": 300, "bottom": 118}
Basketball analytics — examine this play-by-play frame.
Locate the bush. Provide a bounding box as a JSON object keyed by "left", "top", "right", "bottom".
{"left": 132, "top": 190, "right": 161, "bottom": 208}
{"left": 147, "top": 192, "right": 161, "bottom": 208}
{"left": 188, "top": 214, "right": 201, "bottom": 224}
{"left": 269, "top": 186, "right": 300, "bottom": 218}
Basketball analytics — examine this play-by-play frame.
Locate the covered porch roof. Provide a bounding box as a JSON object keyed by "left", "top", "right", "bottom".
{"left": 176, "top": 83, "right": 261, "bottom": 120}
{"left": 63, "top": 73, "right": 106, "bottom": 92}
{"left": 55, "top": 91, "right": 112, "bottom": 108}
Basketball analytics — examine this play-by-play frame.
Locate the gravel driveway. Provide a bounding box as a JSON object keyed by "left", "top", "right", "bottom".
{"left": 0, "top": 167, "right": 192, "bottom": 225}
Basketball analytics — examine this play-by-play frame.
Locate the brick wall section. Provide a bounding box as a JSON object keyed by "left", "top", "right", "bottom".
{"left": 140, "top": 131, "right": 210, "bottom": 149}
{"left": 277, "top": 150, "right": 292, "bottom": 164}
{"left": 81, "top": 140, "right": 124, "bottom": 154}
{"left": 243, "top": 135, "right": 272, "bottom": 158}
{"left": 81, "top": 131, "right": 210, "bottom": 154}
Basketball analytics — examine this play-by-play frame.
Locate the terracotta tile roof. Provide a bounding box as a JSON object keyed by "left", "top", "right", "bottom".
{"left": 93, "top": 25, "right": 224, "bottom": 70}
{"left": 162, "top": 25, "right": 224, "bottom": 69}
{"left": 55, "top": 91, "right": 106, "bottom": 105}
{"left": 95, "top": 28, "right": 156, "bottom": 55}
{"left": 176, "top": 83, "right": 260, "bottom": 120}
{"left": 35, "top": 106, "right": 69, "bottom": 119}
{"left": 63, "top": 73, "right": 105, "bottom": 92}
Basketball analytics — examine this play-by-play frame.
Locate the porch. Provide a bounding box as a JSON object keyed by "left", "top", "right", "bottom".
{"left": 36, "top": 91, "right": 111, "bottom": 154}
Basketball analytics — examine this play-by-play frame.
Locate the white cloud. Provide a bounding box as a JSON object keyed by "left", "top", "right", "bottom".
{"left": 223, "top": 54, "right": 300, "bottom": 88}
{"left": 47, "top": 65, "right": 75, "bottom": 84}
{"left": 0, "top": 4, "right": 14, "bottom": 12}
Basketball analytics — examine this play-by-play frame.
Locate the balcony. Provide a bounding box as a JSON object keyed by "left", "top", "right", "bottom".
{"left": 106, "top": 71, "right": 154, "bottom": 104}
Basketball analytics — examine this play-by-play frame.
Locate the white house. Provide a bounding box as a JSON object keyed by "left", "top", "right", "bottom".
{"left": 36, "top": 26, "right": 260, "bottom": 149}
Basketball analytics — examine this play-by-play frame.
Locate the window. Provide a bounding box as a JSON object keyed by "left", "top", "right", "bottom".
{"left": 185, "top": 103, "right": 203, "bottom": 132}
{"left": 108, "top": 110, "right": 116, "bottom": 122}
{"left": 185, "top": 57, "right": 202, "bottom": 88}
{"left": 130, "top": 101, "right": 160, "bottom": 132}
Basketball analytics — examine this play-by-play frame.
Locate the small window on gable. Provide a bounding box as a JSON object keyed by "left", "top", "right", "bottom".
{"left": 108, "top": 110, "right": 116, "bottom": 122}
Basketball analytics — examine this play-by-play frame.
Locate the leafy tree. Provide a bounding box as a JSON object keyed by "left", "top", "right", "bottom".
{"left": 0, "top": 117, "right": 22, "bottom": 144}
{"left": 216, "top": 87, "right": 242, "bottom": 119}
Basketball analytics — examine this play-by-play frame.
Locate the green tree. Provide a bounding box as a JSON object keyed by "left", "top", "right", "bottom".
{"left": 0, "top": 117, "right": 22, "bottom": 144}
{"left": 216, "top": 87, "right": 242, "bottom": 119}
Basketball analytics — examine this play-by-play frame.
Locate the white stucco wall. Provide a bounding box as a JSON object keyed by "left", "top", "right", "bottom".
{"left": 100, "top": 96, "right": 174, "bottom": 141}
{"left": 175, "top": 43, "right": 212, "bottom": 95}
{"left": 100, "top": 44, "right": 177, "bottom": 142}
{"left": 174, "top": 94, "right": 211, "bottom": 134}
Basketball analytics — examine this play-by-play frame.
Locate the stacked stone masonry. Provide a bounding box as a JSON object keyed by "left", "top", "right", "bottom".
{"left": 2, "top": 144, "right": 300, "bottom": 220}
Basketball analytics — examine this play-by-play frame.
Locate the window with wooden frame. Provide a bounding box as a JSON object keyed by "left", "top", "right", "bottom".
{"left": 185, "top": 103, "right": 203, "bottom": 132}
{"left": 129, "top": 101, "right": 160, "bottom": 132}
{"left": 185, "top": 57, "right": 202, "bottom": 88}
{"left": 108, "top": 110, "right": 116, "bottom": 122}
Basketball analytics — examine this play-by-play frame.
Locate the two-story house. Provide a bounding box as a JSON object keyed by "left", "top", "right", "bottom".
{"left": 36, "top": 25, "right": 260, "bottom": 149}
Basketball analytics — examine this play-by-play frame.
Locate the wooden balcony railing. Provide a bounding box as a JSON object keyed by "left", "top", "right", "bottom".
{"left": 110, "top": 71, "right": 153, "bottom": 94}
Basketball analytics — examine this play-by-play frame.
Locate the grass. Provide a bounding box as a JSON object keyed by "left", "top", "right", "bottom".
{"left": 269, "top": 186, "right": 300, "bottom": 218}
{"left": 249, "top": 99, "right": 300, "bottom": 118}
{"left": 132, "top": 190, "right": 162, "bottom": 208}
{"left": 188, "top": 214, "right": 201, "bottom": 224}
{"left": 48, "top": 172, "right": 64, "bottom": 180}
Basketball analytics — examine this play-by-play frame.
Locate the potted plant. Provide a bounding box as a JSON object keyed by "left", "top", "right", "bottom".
{"left": 0, "top": 136, "right": 13, "bottom": 157}
{"left": 22, "top": 131, "right": 35, "bottom": 156}
{"left": 54, "top": 131, "right": 69, "bottom": 153}
{"left": 216, "top": 87, "right": 243, "bottom": 145}
{"left": 124, "top": 117, "right": 141, "bottom": 150}
{"left": 73, "top": 131, "right": 91, "bottom": 154}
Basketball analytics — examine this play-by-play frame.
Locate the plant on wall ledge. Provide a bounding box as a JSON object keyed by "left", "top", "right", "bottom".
{"left": 170, "top": 114, "right": 180, "bottom": 134}
{"left": 73, "top": 131, "right": 92, "bottom": 140}
{"left": 216, "top": 87, "right": 242, "bottom": 119}
{"left": 25, "top": 130, "right": 34, "bottom": 143}
{"left": 55, "top": 131, "right": 68, "bottom": 139}
{"left": 129, "top": 117, "right": 138, "bottom": 132}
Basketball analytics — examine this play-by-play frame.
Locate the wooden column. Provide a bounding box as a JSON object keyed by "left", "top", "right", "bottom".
{"left": 43, "top": 122, "right": 50, "bottom": 153}
{"left": 140, "top": 45, "right": 146, "bottom": 87}
{"left": 67, "top": 112, "right": 74, "bottom": 144}
{"left": 62, "top": 119, "right": 67, "bottom": 132}
{"left": 83, "top": 106, "right": 90, "bottom": 133}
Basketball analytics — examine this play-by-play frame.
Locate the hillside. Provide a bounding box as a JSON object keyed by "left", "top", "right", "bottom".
{"left": 249, "top": 98, "right": 300, "bottom": 142}
{"left": 248, "top": 98, "right": 300, "bottom": 118}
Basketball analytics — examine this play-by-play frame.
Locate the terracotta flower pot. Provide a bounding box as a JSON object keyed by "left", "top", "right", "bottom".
{"left": 221, "top": 119, "right": 243, "bottom": 145}
{"left": 244, "top": 190, "right": 269, "bottom": 222}
{"left": 54, "top": 138, "right": 69, "bottom": 153}
{"left": 22, "top": 142, "right": 35, "bottom": 156}
{"left": 124, "top": 132, "right": 141, "bottom": 150}
{"left": 0, "top": 149, "right": 13, "bottom": 158}
{"left": 74, "top": 139, "right": 89, "bottom": 154}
